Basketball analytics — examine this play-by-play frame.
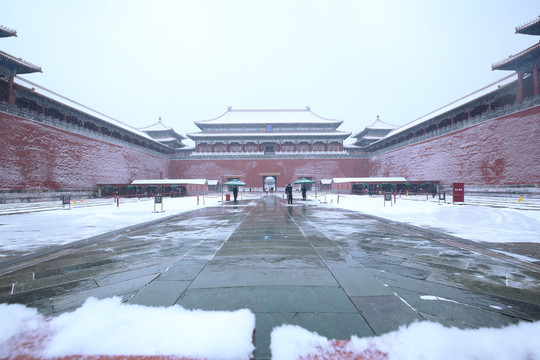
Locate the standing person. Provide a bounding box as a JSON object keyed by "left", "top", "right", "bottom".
{"left": 233, "top": 186, "right": 238, "bottom": 202}
{"left": 285, "top": 183, "right": 293, "bottom": 205}
{"left": 301, "top": 185, "right": 307, "bottom": 201}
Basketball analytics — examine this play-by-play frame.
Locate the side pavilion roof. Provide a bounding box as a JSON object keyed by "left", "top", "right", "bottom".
{"left": 195, "top": 107, "right": 343, "bottom": 129}
{"left": 140, "top": 119, "right": 187, "bottom": 140}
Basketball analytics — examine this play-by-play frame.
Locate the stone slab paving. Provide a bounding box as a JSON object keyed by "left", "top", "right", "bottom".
{"left": 0, "top": 195, "right": 539, "bottom": 359}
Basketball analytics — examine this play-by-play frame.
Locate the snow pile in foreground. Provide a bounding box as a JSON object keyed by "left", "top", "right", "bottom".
{"left": 271, "top": 321, "right": 540, "bottom": 360}
{"left": 2, "top": 297, "right": 539, "bottom": 360}
{"left": 0, "top": 297, "right": 255, "bottom": 360}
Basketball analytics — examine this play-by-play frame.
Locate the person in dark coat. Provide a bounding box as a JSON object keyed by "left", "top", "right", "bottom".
{"left": 285, "top": 183, "right": 293, "bottom": 204}
{"left": 301, "top": 185, "right": 307, "bottom": 201}
{"left": 233, "top": 186, "right": 238, "bottom": 202}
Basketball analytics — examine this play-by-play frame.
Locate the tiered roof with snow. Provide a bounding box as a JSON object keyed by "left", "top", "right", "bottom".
{"left": 492, "top": 16, "right": 540, "bottom": 71}
{"left": 187, "top": 107, "right": 350, "bottom": 141}
{"left": 0, "top": 25, "right": 41, "bottom": 77}
{"left": 350, "top": 116, "right": 396, "bottom": 148}
{"left": 140, "top": 118, "right": 187, "bottom": 149}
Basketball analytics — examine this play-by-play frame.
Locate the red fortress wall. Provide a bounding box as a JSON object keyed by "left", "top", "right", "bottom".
{"left": 2, "top": 106, "right": 539, "bottom": 196}
{"left": 170, "top": 158, "right": 369, "bottom": 188}
{"left": 369, "top": 106, "right": 540, "bottom": 187}
{"left": 0, "top": 112, "right": 169, "bottom": 191}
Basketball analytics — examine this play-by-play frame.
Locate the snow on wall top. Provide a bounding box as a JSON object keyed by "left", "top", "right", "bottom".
{"left": 14, "top": 76, "right": 156, "bottom": 142}
{"left": 333, "top": 177, "right": 407, "bottom": 183}
{"left": 195, "top": 107, "right": 343, "bottom": 127}
{"left": 382, "top": 73, "right": 518, "bottom": 140}
{"left": 131, "top": 179, "right": 208, "bottom": 185}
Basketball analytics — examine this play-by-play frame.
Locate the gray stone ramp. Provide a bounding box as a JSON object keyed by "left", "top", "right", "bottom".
{"left": 166, "top": 196, "right": 420, "bottom": 359}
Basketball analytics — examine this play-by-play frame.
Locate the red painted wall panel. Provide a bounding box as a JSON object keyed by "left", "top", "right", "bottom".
{"left": 0, "top": 112, "right": 169, "bottom": 191}
{"left": 369, "top": 106, "right": 540, "bottom": 186}
{"left": 170, "top": 158, "right": 370, "bottom": 188}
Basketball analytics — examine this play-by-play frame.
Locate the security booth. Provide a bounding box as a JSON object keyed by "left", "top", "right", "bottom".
{"left": 207, "top": 180, "right": 220, "bottom": 192}
{"left": 130, "top": 179, "right": 208, "bottom": 197}
{"left": 320, "top": 179, "right": 332, "bottom": 191}
{"left": 331, "top": 177, "right": 408, "bottom": 195}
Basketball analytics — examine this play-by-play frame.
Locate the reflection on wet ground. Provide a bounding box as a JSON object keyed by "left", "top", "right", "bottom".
{"left": 0, "top": 195, "right": 539, "bottom": 360}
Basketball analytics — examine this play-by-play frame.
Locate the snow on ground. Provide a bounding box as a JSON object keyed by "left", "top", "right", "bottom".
{"left": 320, "top": 193, "right": 540, "bottom": 245}
{"left": 0, "top": 196, "right": 223, "bottom": 256}
{"left": 1, "top": 192, "right": 538, "bottom": 257}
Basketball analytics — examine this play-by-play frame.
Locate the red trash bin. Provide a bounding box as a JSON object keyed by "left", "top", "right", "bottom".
{"left": 226, "top": 194, "right": 230, "bottom": 201}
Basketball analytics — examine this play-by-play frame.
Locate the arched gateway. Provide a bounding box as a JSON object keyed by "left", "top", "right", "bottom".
{"left": 261, "top": 173, "right": 279, "bottom": 192}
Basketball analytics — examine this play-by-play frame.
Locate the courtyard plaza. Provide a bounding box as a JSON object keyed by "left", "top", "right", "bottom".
{"left": 0, "top": 195, "right": 539, "bottom": 359}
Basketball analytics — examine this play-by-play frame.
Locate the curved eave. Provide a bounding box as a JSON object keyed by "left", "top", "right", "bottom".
{"left": 194, "top": 108, "right": 343, "bottom": 129}
{"left": 515, "top": 16, "right": 540, "bottom": 35}
{"left": 187, "top": 131, "right": 351, "bottom": 141}
{"left": 0, "top": 50, "right": 42, "bottom": 74}
{"left": 492, "top": 41, "right": 540, "bottom": 71}
{"left": 0, "top": 25, "right": 17, "bottom": 38}
{"left": 144, "top": 129, "right": 187, "bottom": 140}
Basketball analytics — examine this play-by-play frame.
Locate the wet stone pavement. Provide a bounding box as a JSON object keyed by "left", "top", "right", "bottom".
{"left": 1, "top": 195, "right": 539, "bottom": 359}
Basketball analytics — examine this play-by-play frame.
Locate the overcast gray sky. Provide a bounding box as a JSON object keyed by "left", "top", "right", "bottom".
{"left": 2, "top": 1, "right": 539, "bottom": 144}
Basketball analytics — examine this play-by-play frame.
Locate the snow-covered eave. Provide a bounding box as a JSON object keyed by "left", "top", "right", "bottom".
{"left": 194, "top": 108, "right": 344, "bottom": 127}
{"left": 139, "top": 122, "right": 186, "bottom": 139}
{"left": 187, "top": 131, "right": 351, "bottom": 138}
{"left": 380, "top": 73, "right": 518, "bottom": 140}
{"left": 0, "top": 51, "right": 42, "bottom": 73}
{"left": 146, "top": 132, "right": 186, "bottom": 140}
{"left": 131, "top": 179, "right": 207, "bottom": 186}
{"left": 492, "top": 41, "right": 540, "bottom": 70}
{"left": 14, "top": 76, "right": 160, "bottom": 143}
{"left": 0, "top": 25, "right": 17, "bottom": 37}
{"left": 515, "top": 16, "right": 540, "bottom": 35}
{"left": 149, "top": 136, "right": 183, "bottom": 142}
{"left": 333, "top": 177, "right": 408, "bottom": 184}
{"left": 360, "top": 135, "right": 385, "bottom": 140}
